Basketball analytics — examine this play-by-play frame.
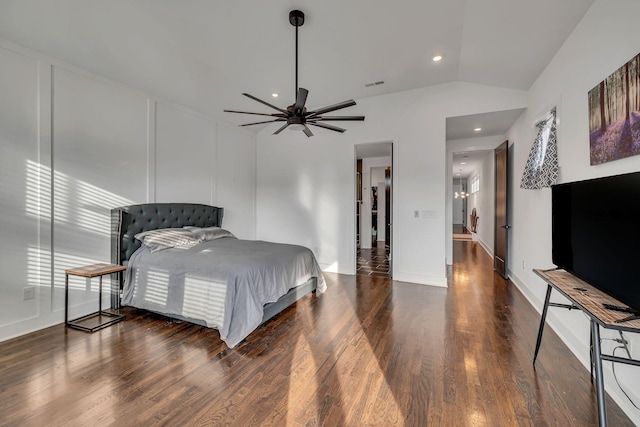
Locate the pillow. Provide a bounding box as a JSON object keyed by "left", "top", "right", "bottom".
{"left": 135, "top": 228, "right": 201, "bottom": 253}
{"left": 184, "top": 226, "right": 236, "bottom": 241}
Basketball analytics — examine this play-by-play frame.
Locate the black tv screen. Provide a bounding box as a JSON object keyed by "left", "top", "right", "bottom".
{"left": 552, "top": 171, "right": 640, "bottom": 313}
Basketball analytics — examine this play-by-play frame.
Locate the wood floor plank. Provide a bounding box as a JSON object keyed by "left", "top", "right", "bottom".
{"left": 0, "top": 241, "right": 635, "bottom": 426}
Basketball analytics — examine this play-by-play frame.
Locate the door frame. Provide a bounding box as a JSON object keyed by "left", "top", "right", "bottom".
{"left": 354, "top": 141, "right": 394, "bottom": 277}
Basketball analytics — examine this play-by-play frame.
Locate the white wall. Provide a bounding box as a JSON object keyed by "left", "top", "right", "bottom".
{"left": 464, "top": 151, "right": 495, "bottom": 256}
{"left": 476, "top": 151, "right": 495, "bottom": 254}
{"left": 452, "top": 178, "right": 466, "bottom": 225}
{"left": 256, "top": 82, "right": 527, "bottom": 284}
{"left": 0, "top": 40, "right": 257, "bottom": 342}
{"left": 506, "top": 0, "right": 640, "bottom": 423}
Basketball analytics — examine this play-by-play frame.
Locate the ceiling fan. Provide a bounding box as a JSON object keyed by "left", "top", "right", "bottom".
{"left": 224, "top": 10, "right": 365, "bottom": 137}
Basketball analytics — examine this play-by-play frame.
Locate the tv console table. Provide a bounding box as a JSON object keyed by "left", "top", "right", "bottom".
{"left": 533, "top": 268, "right": 640, "bottom": 427}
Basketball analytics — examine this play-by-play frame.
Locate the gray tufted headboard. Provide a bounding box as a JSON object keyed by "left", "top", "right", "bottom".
{"left": 110, "top": 203, "right": 224, "bottom": 266}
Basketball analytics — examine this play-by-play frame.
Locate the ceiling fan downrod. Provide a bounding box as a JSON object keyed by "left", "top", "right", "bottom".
{"left": 290, "top": 10, "right": 304, "bottom": 108}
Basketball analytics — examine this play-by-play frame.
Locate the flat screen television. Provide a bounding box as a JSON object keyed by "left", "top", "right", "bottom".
{"left": 552, "top": 171, "right": 640, "bottom": 315}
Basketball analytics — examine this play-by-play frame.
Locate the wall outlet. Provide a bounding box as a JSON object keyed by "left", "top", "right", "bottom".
{"left": 414, "top": 210, "right": 419, "bottom": 218}
{"left": 23, "top": 286, "right": 35, "bottom": 300}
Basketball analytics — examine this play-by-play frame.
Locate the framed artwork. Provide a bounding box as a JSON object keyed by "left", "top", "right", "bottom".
{"left": 588, "top": 52, "right": 640, "bottom": 165}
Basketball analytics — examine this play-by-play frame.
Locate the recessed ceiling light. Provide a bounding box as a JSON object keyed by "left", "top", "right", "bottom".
{"left": 272, "top": 93, "right": 279, "bottom": 98}
{"left": 474, "top": 127, "right": 482, "bottom": 132}
{"left": 433, "top": 55, "right": 442, "bottom": 62}
{"left": 460, "top": 162, "right": 467, "bottom": 165}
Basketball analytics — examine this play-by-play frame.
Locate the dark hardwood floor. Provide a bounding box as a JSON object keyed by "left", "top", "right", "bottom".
{"left": 356, "top": 245, "right": 390, "bottom": 278}
{"left": 0, "top": 241, "right": 634, "bottom": 426}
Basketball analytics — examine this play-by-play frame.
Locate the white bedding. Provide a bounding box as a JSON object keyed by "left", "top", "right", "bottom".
{"left": 122, "top": 237, "right": 325, "bottom": 348}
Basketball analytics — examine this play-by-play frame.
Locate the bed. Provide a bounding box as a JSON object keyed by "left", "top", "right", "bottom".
{"left": 110, "top": 203, "right": 325, "bottom": 348}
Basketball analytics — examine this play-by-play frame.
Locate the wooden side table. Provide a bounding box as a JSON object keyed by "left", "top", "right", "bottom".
{"left": 65, "top": 263, "right": 126, "bottom": 332}
{"left": 533, "top": 268, "right": 640, "bottom": 427}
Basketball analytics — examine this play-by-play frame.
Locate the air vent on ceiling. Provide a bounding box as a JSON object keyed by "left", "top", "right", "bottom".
{"left": 365, "top": 80, "right": 385, "bottom": 87}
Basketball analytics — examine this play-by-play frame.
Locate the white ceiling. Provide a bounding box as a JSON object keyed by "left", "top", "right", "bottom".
{"left": 356, "top": 142, "right": 392, "bottom": 160}
{"left": 453, "top": 150, "right": 491, "bottom": 179}
{"left": 447, "top": 108, "right": 526, "bottom": 178}
{"left": 446, "top": 108, "right": 526, "bottom": 141}
{"left": 0, "top": 0, "right": 594, "bottom": 132}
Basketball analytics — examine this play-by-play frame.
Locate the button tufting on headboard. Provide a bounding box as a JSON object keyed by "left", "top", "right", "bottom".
{"left": 110, "top": 203, "right": 224, "bottom": 266}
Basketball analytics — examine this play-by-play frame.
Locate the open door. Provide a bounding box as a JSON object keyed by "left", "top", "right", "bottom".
{"left": 355, "top": 142, "right": 393, "bottom": 278}
{"left": 494, "top": 141, "right": 509, "bottom": 278}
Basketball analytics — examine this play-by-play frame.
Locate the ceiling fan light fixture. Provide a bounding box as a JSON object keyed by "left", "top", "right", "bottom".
{"left": 224, "top": 9, "right": 364, "bottom": 137}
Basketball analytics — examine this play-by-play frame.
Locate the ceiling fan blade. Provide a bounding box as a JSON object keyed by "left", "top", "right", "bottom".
{"left": 273, "top": 122, "right": 290, "bottom": 135}
{"left": 224, "top": 109, "right": 286, "bottom": 118}
{"left": 303, "top": 125, "right": 314, "bottom": 137}
{"left": 308, "top": 115, "right": 365, "bottom": 121}
{"left": 308, "top": 122, "right": 346, "bottom": 133}
{"left": 242, "top": 93, "right": 288, "bottom": 114}
{"left": 294, "top": 88, "right": 309, "bottom": 114}
{"left": 307, "top": 99, "right": 357, "bottom": 118}
{"left": 239, "top": 118, "right": 286, "bottom": 127}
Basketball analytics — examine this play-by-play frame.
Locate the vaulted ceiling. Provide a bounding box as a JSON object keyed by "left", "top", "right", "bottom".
{"left": 0, "top": 0, "right": 594, "bottom": 134}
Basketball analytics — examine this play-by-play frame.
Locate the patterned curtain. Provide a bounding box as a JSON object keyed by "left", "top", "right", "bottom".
{"left": 520, "top": 107, "right": 558, "bottom": 189}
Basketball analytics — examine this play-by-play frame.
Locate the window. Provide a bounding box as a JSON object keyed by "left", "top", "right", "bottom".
{"left": 470, "top": 175, "right": 480, "bottom": 194}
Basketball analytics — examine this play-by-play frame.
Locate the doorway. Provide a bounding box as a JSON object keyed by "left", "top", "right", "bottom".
{"left": 355, "top": 142, "right": 393, "bottom": 278}
{"left": 445, "top": 107, "right": 524, "bottom": 266}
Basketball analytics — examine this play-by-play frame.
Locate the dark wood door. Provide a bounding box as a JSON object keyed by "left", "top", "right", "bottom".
{"left": 494, "top": 141, "right": 509, "bottom": 278}
{"left": 385, "top": 167, "right": 391, "bottom": 246}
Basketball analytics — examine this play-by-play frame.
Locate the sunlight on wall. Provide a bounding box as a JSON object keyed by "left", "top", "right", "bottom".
{"left": 323, "top": 261, "right": 339, "bottom": 273}
{"left": 27, "top": 246, "right": 51, "bottom": 289}
{"left": 24, "top": 159, "right": 137, "bottom": 302}
{"left": 25, "top": 159, "right": 133, "bottom": 236}
{"left": 76, "top": 179, "right": 131, "bottom": 235}
{"left": 25, "top": 160, "right": 51, "bottom": 220}
{"left": 53, "top": 170, "right": 70, "bottom": 224}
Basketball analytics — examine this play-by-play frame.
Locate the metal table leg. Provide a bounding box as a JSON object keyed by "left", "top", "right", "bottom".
{"left": 64, "top": 272, "right": 69, "bottom": 325}
{"left": 98, "top": 275, "right": 103, "bottom": 312}
{"left": 533, "top": 284, "right": 553, "bottom": 365}
{"left": 591, "top": 320, "right": 607, "bottom": 427}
